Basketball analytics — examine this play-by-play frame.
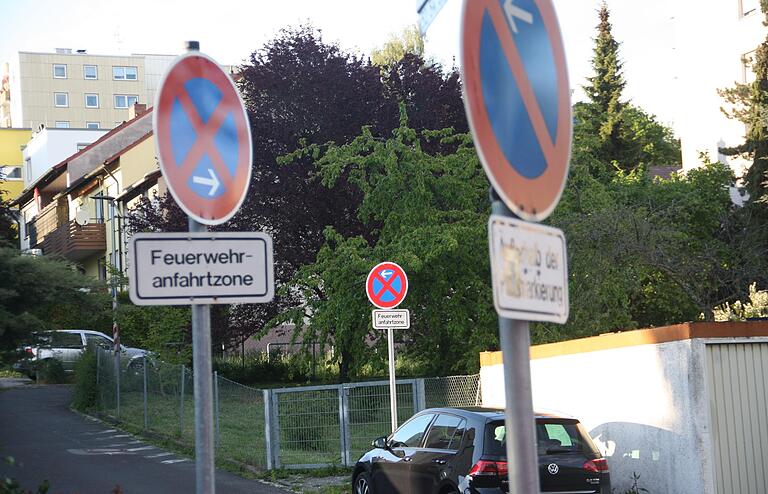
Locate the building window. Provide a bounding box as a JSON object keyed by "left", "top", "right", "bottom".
{"left": 54, "top": 92, "right": 69, "bottom": 107}
{"left": 113, "top": 66, "right": 138, "bottom": 81}
{"left": 85, "top": 93, "right": 99, "bottom": 108}
{"left": 741, "top": 0, "right": 759, "bottom": 16}
{"left": 114, "top": 94, "right": 138, "bottom": 109}
{"left": 83, "top": 65, "right": 98, "bottom": 80}
{"left": 0, "top": 166, "right": 22, "bottom": 180}
{"left": 98, "top": 257, "right": 107, "bottom": 281}
{"left": 55, "top": 121, "right": 70, "bottom": 128}
{"left": 86, "top": 121, "right": 100, "bottom": 129}
{"left": 25, "top": 158, "right": 31, "bottom": 182}
{"left": 53, "top": 64, "right": 67, "bottom": 79}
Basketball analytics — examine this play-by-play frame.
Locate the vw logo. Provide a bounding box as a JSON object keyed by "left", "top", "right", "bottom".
{"left": 547, "top": 463, "right": 559, "bottom": 475}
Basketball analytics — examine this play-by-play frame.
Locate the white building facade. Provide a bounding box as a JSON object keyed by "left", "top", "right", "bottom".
{"left": 671, "top": 0, "right": 765, "bottom": 174}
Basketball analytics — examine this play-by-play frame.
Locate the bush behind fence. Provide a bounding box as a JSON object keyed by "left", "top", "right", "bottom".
{"left": 94, "top": 348, "right": 481, "bottom": 469}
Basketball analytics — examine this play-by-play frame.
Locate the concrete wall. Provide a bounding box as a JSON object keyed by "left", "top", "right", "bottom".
{"left": 480, "top": 322, "right": 768, "bottom": 494}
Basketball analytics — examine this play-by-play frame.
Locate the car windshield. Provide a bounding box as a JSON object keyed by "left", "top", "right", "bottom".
{"left": 484, "top": 419, "right": 600, "bottom": 456}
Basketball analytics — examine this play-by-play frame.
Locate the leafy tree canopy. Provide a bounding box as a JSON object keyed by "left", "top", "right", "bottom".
{"left": 371, "top": 25, "right": 425, "bottom": 67}
{"left": 0, "top": 248, "right": 111, "bottom": 357}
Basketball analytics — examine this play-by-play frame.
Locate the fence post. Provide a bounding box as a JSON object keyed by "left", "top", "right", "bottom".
{"left": 180, "top": 365, "right": 185, "bottom": 438}
{"left": 339, "top": 385, "right": 351, "bottom": 467}
{"left": 263, "top": 389, "right": 273, "bottom": 470}
{"left": 271, "top": 390, "right": 281, "bottom": 469}
{"left": 415, "top": 378, "right": 426, "bottom": 412}
{"left": 214, "top": 371, "right": 221, "bottom": 449}
{"left": 115, "top": 352, "right": 121, "bottom": 418}
{"left": 96, "top": 348, "right": 100, "bottom": 386}
{"left": 143, "top": 357, "right": 149, "bottom": 430}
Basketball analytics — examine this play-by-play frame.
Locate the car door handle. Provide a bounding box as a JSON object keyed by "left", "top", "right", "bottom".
{"left": 433, "top": 459, "right": 447, "bottom": 465}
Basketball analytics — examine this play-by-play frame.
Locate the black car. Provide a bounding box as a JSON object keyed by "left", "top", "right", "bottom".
{"left": 352, "top": 407, "right": 610, "bottom": 494}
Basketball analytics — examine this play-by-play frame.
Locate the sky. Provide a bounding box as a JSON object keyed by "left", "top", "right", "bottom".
{"left": 0, "top": 0, "right": 678, "bottom": 127}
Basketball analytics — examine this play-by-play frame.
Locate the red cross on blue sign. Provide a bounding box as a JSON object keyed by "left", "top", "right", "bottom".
{"left": 366, "top": 262, "right": 409, "bottom": 309}
{"left": 154, "top": 52, "right": 252, "bottom": 225}
{"left": 462, "top": 0, "right": 571, "bottom": 222}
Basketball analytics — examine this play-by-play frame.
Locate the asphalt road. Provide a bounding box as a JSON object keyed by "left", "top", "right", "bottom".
{"left": 0, "top": 385, "right": 291, "bottom": 494}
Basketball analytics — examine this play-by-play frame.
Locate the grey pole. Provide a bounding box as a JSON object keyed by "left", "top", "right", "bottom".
{"left": 190, "top": 217, "right": 216, "bottom": 494}
{"left": 143, "top": 357, "right": 149, "bottom": 430}
{"left": 491, "top": 195, "right": 539, "bottom": 494}
{"left": 180, "top": 364, "right": 185, "bottom": 438}
{"left": 387, "top": 327, "right": 398, "bottom": 432}
{"left": 184, "top": 40, "right": 216, "bottom": 494}
{"left": 214, "top": 371, "right": 221, "bottom": 449}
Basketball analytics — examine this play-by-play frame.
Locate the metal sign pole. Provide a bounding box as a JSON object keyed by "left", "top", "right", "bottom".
{"left": 189, "top": 217, "right": 216, "bottom": 494}
{"left": 492, "top": 197, "right": 539, "bottom": 494}
{"left": 387, "top": 327, "right": 398, "bottom": 432}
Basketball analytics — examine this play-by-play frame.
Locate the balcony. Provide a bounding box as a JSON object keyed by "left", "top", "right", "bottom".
{"left": 42, "top": 220, "right": 106, "bottom": 261}
{"left": 26, "top": 202, "right": 106, "bottom": 261}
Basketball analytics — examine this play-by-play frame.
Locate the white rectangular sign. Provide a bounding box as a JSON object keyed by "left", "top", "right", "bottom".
{"left": 128, "top": 232, "right": 274, "bottom": 306}
{"left": 417, "top": 0, "right": 448, "bottom": 35}
{"left": 372, "top": 309, "right": 411, "bottom": 329}
{"left": 488, "top": 215, "right": 569, "bottom": 323}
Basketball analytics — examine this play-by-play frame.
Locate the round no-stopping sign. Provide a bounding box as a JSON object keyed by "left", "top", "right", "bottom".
{"left": 366, "top": 262, "right": 409, "bottom": 309}
{"left": 461, "top": 0, "right": 572, "bottom": 222}
{"left": 154, "top": 52, "right": 253, "bottom": 225}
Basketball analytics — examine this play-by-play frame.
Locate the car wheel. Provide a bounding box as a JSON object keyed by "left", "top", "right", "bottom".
{"left": 353, "top": 471, "right": 372, "bottom": 494}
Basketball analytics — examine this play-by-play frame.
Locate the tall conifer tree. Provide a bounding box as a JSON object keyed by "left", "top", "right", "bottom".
{"left": 583, "top": 2, "right": 627, "bottom": 169}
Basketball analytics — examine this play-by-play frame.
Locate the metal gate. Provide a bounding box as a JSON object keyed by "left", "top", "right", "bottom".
{"left": 706, "top": 343, "right": 768, "bottom": 494}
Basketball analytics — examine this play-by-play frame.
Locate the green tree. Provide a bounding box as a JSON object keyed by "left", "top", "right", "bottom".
{"left": 276, "top": 114, "right": 494, "bottom": 379}
{"left": 582, "top": 2, "right": 627, "bottom": 170}
{"left": 719, "top": 1, "right": 768, "bottom": 201}
{"left": 0, "top": 190, "right": 16, "bottom": 248}
{"left": 0, "top": 247, "right": 111, "bottom": 356}
{"left": 578, "top": 3, "right": 680, "bottom": 175}
{"left": 371, "top": 25, "right": 424, "bottom": 67}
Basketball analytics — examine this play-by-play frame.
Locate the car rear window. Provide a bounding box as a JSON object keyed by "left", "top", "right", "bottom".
{"left": 484, "top": 419, "right": 600, "bottom": 456}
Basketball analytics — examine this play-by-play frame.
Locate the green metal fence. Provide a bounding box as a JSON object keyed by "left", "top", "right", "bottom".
{"left": 94, "top": 347, "right": 480, "bottom": 470}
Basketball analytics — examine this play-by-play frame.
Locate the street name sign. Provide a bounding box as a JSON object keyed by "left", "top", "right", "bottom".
{"left": 366, "top": 262, "right": 409, "bottom": 309}
{"left": 154, "top": 52, "right": 253, "bottom": 225}
{"left": 461, "top": 0, "right": 572, "bottom": 222}
{"left": 372, "top": 310, "right": 411, "bottom": 330}
{"left": 417, "top": 0, "right": 449, "bottom": 35}
{"left": 488, "top": 215, "right": 568, "bottom": 323}
{"left": 128, "top": 232, "right": 274, "bottom": 305}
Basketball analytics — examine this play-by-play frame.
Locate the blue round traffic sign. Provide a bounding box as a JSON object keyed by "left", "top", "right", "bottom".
{"left": 462, "top": 0, "right": 572, "bottom": 222}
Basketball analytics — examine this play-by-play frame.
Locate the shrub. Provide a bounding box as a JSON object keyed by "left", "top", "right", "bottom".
{"left": 72, "top": 346, "right": 98, "bottom": 411}
{"left": 36, "top": 359, "right": 65, "bottom": 384}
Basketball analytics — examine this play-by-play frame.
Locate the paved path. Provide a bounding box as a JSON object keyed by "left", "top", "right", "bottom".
{"left": 0, "top": 386, "right": 291, "bottom": 494}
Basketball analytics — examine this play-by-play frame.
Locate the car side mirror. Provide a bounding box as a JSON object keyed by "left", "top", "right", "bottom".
{"left": 372, "top": 436, "right": 389, "bottom": 450}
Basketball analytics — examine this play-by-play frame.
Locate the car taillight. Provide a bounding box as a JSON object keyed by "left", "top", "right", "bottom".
{"left": 469, "top": 460, "right": 509, "bottom": 477}
{"left": 583, "top": 458, "right": 609, "bottom": 473}
{"left": 24, "top": 347, "right": 35, "bottom": 357}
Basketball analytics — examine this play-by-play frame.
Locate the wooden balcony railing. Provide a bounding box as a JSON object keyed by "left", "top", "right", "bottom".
{"left": 42, "top": 220, "right": 106, "bottom": 261}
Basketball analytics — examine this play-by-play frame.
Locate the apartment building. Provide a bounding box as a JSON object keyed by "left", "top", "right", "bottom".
{"left": 12, "top": 105, "right": 158, "bottom": 280}
{"left": 671, "top": 0, "right": 766, "bottom": 174}
{"left": 0, "top": 49, "right": 175, "bottom": 131}
{"left": 0, "top": 128, "right": 31, "bottom": 201}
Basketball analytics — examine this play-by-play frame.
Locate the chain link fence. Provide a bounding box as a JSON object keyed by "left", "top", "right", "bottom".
{"left": 94, "top": 347, "right": 480, "bottom": 470}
